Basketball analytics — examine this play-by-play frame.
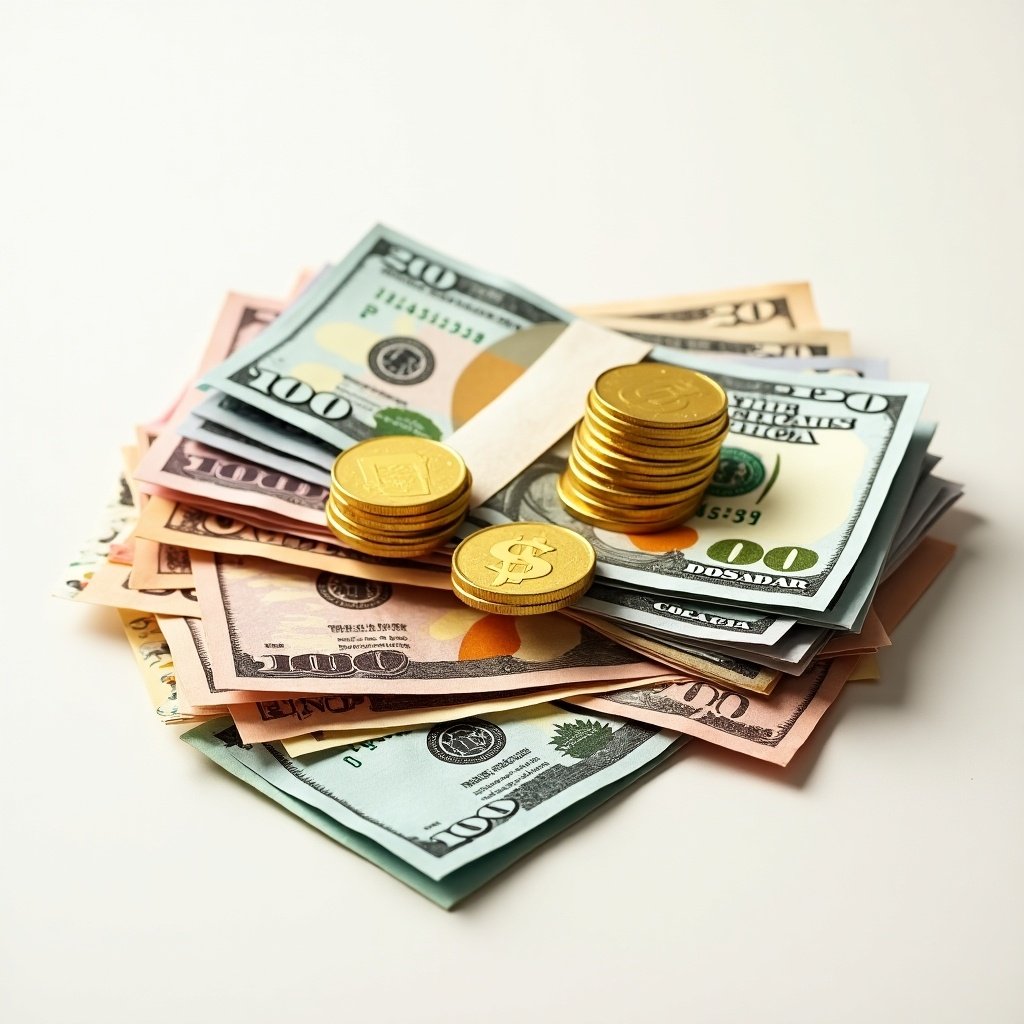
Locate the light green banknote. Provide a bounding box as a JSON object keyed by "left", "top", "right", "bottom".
{"left": 200, "top": 225, "right": 571, "bottom": 450}
{"left": 182, "top": 707, "right": 682, "bottom": 906}
{"left": 475, "top": 353, "right": 927, "bottom": 616}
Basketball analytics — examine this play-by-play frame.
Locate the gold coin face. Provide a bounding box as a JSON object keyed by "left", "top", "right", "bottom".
{"left": 331, "top": 437, "right": 468, "bottom": 515}
{"left": 451, "top": 522, "right": 595, "bottom": 604}
{"left": 593, "top": 364, "right": 727, "bottom": 427}
{"left": 586, "top": 395, "right": 730, "bottom": 444}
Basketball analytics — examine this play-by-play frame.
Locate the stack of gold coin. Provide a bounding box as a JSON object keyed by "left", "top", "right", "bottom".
{"left": 451, "top": 522, "right": 596, "bottom": 615}
{"left": 558, "top": 363, "right": 729, "bottom": 533}
{"left": 326, "top": 436, "right": 471, "bottom": 557}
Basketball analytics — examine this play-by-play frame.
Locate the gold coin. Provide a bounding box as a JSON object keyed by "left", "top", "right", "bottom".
{"left": 326, "top": 500, "right": 465, "bottom": 545}
{"left": 450, "top": 576, "right": 583, "bottom": 616}
{"left": 576, "top": 421, "right": 724, "bottom": 473}
{"left": 569, "top": 447, "right": 718, "bottom": 493}
{"left": 325, "top": 506, "right": 458, "bottom": 557}
{"left": 571, "top": 436, "right": 719, "bottom": 484}
{"left": 329, "top": 488, "right": 470, "bottom": 533}
{"left": 586, "top": 395, "right": 729, "bottom": 444}
{"left": 557, "top": 475, "right": 700, "bottom": 534}
{"left": 567, "top": 455, "right": 715, "bottom": 506}
{"left": 580, "top": 416, "right": 727, "bottom": 463}
{"left": 592, "top": 364, "right": 727, "bottom": 427}
{"left": 331, "top": 437, "right": 468, "bottom": 515}
{"left": 450, "top": 521, "right": 595, "bottom": 605}
{"left": 557, "top": 472, "right": 699, "bottom": 523}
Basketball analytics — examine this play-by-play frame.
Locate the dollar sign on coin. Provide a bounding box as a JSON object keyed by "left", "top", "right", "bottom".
{"left": 485, "top": 536, "right": 555, "bottom": 586}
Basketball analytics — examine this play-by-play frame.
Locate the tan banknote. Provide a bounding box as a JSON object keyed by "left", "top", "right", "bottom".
{"left": 134, "top": 495, "right": 452, "bottom": 590}
{"left": 191, "top": 551, "right": 663, "bottom": 696}
{"left": 573, "top": 282, "right": 820, "bottom": 332}
{"left": 73, "top": 558, "right": 200, "bottom": 617}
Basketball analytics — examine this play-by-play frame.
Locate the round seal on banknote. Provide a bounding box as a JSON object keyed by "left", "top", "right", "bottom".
{"left": 368, "top": 337, "right": 435, "bottom": 385}
{"left": 706, "top": 447, "right": 766, "bottom": 497}
{"left": 315, "top": 573, "right": 392, "bottom": 609}
{"left": 426, "top": 718, "right": 507, "bottom": 765}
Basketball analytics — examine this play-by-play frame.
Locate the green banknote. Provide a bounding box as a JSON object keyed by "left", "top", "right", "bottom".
{"left": 476, "top": 353, "right": 927, "bottom": 616}
{"left": 199, "top": 225, "right": 571, "bottom": 450}
{"left": 182, "top": 707, "right": 682, "bottom": 906}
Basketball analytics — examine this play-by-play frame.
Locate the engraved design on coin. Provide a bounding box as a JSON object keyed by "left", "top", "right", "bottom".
{"left": 368, "top": 337, "right": 435, "bottom": 386}
{"left": 615, "top": 377, "right": 704, "bottom": 415}
{"left": 707, "top": 447, "right": 766, "bottom": 497}
{"left": 357, "top": 452, "right": 431, "bottom": 496}
{"left": 485, "top": 535, "right": 556, "bottom": 587}
{"left": 426, "top": 718, "right": 507, "bottom": 765}
{"left": 315, "top": 573, "right": 392, "bottom": 609}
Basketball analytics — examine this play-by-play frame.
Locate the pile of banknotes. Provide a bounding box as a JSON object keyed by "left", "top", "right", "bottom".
{"left": 57, "top": 226, "right": 961, "bottom": 907}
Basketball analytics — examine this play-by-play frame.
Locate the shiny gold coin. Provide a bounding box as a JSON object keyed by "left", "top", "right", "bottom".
{"left": 567, "top": 454, "right": 716, "bottom": 505}
{"left": 450, "top": 521, "right": 595, "bottom": 605}
{"left": 329, "top": 487, "right": 470, "bottom": 533}
{"left": 580, "top": 416, "right": 728, "bottom": 463}
{"left": 586, "top": 395, "right": 729, "bottom": 444}
{"left": 557, "top": 472, "right": 698, "bottom": 523}
{"left": 326, "top": 500, "right": 464, "bottom": 546}
{"left": 576, "top": 421, "right": 725, "bottom": 473}
{"left": 569, "top": 447, "right": 718, "bottom": 493}
{"left": 557, "top": 474, "right": 701, "bottom": 534}
{"left": 592, "top": 364, "right": 727, "bottom": 427}
{"left": 331, "top": 436, "right": 469, "bottom": 516}
{"left": 450, "top": 576, "right": 583, "bottom": 616}
{"left": 325, "top": 507, "right": 458, "bottom": 557}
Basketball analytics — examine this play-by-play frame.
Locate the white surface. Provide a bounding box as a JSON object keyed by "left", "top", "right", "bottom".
{"left": 2, "top": 2, "right": 1022, "bottom": 1021}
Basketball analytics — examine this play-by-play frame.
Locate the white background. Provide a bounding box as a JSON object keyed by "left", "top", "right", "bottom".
{"left": 2, "top": 2, "right": 1022, "bottom": 1021}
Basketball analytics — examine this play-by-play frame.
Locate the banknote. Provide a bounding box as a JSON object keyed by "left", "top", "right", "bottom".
{"left": 729, "top": 355, "right": 889, "bottom": 378}
{"left": 477, "top": 352, "right": 928, "bottom": 614}
{"left": 73, "top": 558, "right": 200, "bottom": 616}
{"left": 179, "top": 413, "right": 332, "bottom": 487}
{"left": 569, "top": 656, "right": 857, "bottom": 766}
{"left": 192, "top": 552, "right": 663, "bottom": 695}
{"left": 129, "top": 534, "right": 194, "bottom": 590}
{"left": 182, "top": 702, "right": 680, "bottom": 882}
{"left": 591, "top": 318, "right": 848, "bottom": 358}
{"left": 158, "top": 613, "right": 661, "bottom": 742}
{"left": 200, "top": 225, "right": 573, "bottom": 449}
{"left": 133, "top": 495, "right": 452, "bottom": 590}
{"left": 564, "top": 610, "right": 780, "bottom": 695}
{"left": 282, "top": 727, "right": 408, "bottom": 757}
{"left": 182, "top": 713, "right": 683, "bottom": 907}
{"left": 573, "top": 282, "right": 820, "bottom": 331}
{"left": 116, "top": 610, "right": 209, "bottom": 724}
{"left": 53, "top": 472, "right": 136, "bottom": 599}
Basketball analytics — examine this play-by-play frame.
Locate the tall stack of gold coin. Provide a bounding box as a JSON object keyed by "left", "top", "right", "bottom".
{"left": 558, "top": 363, "right": 729, "bottom": 533}
{"left": 326, "top": 436, "right": 471, "bottom": 557}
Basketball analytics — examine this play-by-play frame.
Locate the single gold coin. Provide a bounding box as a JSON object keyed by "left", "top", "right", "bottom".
{"left": 592, "top": 364, "right": 727, "bottom": 427}
{"left": 331, "top": 437, "right": 469, "bottom": 515}
{"left": 329, "top": 488, "right": 470, "bottom": 533}
{"left": 586, "top": 395, "right": 730, "bottom": 444}
{"left": 557, "top": 475, "right": 701, "bottom": 534}
{"left": 450, "top": 576, "right": 582, "bottom": 616}
{"left": 450, "top": 522, "right": 595, "bottom": 605}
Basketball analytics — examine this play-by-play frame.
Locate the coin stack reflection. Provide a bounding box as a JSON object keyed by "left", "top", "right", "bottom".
{"left": 326, "top": 437, "right": 471, "bottom": 557}
{"left": 558, "top": 363, "right": 729, "bottom": 533}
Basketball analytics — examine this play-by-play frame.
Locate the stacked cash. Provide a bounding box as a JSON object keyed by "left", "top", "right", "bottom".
{"left": 56, "top": 225, "right": 960, "bottom": 907}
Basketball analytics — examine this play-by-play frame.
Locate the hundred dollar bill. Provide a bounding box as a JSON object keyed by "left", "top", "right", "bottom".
{"left": 192, "top": 552, "right": 663, "bottom": 696}
{"left": 182, "top": 703, "right": 681, "bottom": 888}
{"left": 134, "top": 495, "right": 452, "bottom": 590}
{"left": 478, "top": 352, "right": 927, "bottom": 615}
{"left": 199, "top": 225, "right": 572, "bottom": 450}
{"left": 573, "top": 282, "right": 819, "bottom": 332}
{"left": 179, "top": 414, "right": 332, "bottom": 487}
{"left": 591, "top": 318, "right": 848, "bottom": 358}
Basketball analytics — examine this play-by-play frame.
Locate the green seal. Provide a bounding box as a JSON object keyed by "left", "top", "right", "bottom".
{"left": 373, "top": 408, "right": 442, "bottom": 440}
{"left": 707, "top": 447, "right": 765, "bottom": 497}
{"left": 549, "top": 719, "right": 614, "bottom": 759}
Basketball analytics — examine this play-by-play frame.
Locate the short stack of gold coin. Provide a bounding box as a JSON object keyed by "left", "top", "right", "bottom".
{"left": 558, "top": 363, "right": 729, "bottom": 533}
{"left": 451, "top": 522, "right": 596, "bottom": 615}
{"left": 326, "top": 436, "right": 471, "bottom": 557}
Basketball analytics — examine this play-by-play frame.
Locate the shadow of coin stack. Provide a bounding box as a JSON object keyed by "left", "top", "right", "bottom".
{"left": 326, "top": 436, "right": 471, "bottom": 558}
{"left": 558, "top": 363, "right": 729, "bottom": 533}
